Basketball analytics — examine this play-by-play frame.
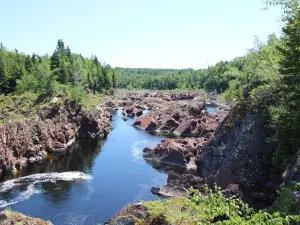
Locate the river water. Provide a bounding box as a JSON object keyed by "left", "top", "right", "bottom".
{"left": 0, "top": 110, "right": 167, "bottom": 224}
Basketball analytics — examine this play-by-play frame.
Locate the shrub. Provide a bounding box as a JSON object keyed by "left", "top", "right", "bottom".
{"left": 143, "top": 185, "right": 300, "bottom": 225}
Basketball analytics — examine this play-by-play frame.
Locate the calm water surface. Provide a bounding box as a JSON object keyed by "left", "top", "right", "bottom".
{"left": 0, "top": 110, "right": 167, "bottom": 224}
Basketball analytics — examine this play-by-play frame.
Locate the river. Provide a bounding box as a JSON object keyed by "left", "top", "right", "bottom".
{"left": 0, "top": 110, "right": 167, "bottom": 224}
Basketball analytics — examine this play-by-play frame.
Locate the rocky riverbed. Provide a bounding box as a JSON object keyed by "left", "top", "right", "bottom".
{"left": 103, "top": 91, "right": 286, "bottom": 210}
{"left": 103, "top": 92, "right": 300, "bottom": 225}
{"left": 1, "top": 90, "right": 290, "bottom": 224}
{"left": 101, "top": 90, "right": 231, "bottom": 199}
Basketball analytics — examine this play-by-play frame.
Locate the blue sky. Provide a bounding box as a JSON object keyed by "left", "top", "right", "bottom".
{"left": 1, "top": 0, "right": 281, "bottom": 69}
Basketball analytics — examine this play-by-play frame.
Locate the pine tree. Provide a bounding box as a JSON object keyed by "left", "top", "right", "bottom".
{"left": 92, "top": 56, "right": 104, "bottom": 91}
{"left": 50, "top": 39, "right": 71, "bottom": 84}
{"left": 267, "top": 1, "right": 300, "bottom": 167}
{"left": 103, "top": 64, "right": 113, "bottom": 89}
{"left": 70, "top": 55, "right": 84, "bottom": 86}
{"left": 278, "top": 9, "right": 300, "bottom": 87}
{"left": 112, "top": 70, "right": 118, "bottom": 88}
{"left": 0, "top": 50, "right": 8, "bottom": 93}
{"left": 24, "top": 55, "right": 34, "bottom": 74}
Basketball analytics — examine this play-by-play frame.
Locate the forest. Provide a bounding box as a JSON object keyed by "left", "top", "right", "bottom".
{"left": 117, "top": 33, "right": 280, "bottom": 104}
{"left": 0, "top": 39, "right": 117, "bottom": 103}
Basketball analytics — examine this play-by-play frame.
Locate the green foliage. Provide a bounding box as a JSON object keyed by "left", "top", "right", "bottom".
{"left": 143, "top": 186, "right": 300, "bottom": 225}
{"left": 117, "top": 68, "right": 196, "bottom": 90}
{"left": 0, "top": 39, "right": 117, "bottom": 98}
{"left": 270, "top": 182, "right": 300, "bottom": 214}
{"left": 0, "top": 92, "right": 39, "bottom": 125}
{"left": 80, "top": 94, "right": 102, "bottom": 110}
{"left": 0, "top": 39, "right": 115, "bottom": 124}
{"left": 117, "top": 35, "right": 282, "bottom": 102}
{"left": 69, "top": 86, "right": 86, "bottom": 104}
{"left": 16, "top": 60, "right": 57, "bottom": 97}
{"left": 263, "top": 1, "right": 300, "bottom": 168}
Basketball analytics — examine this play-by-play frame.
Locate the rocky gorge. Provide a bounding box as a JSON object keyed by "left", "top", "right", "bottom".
{"left": 1, "top": 90, "right": 299, "bottom": 224}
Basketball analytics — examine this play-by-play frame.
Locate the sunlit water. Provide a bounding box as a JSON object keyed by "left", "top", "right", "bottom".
{"left": 0, "top": 110, "right": 167, "bottom": 224}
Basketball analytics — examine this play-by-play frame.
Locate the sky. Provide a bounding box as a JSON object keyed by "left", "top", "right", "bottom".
{"left": 0, "top": 0, "right": 282, "bottom": 69}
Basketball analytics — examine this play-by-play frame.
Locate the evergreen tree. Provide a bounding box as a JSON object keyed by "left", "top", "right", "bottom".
{"left": 70, "top": 55, "right": 84, "bottom": 86}
{"left": 270, "top": 3, "right": 300, "bottom": 166}
{"left": 0, "top": 50, "right": 8, "bottom": 93}
{"left": 103, "top": 64, "right": 113, "bottom": 89}
{"left": 24, "top": 55, "right": 34, "bottom": 74}
{"left": 50, "top": 39, "right": 71, "bottom": 84}
{"left": 92, "top": 56, "right": 104, "bottom": 91}
{"left": 278, "top": 10, "right": 300, "bottom": 86}
{"left": 112, "top": 70, "right": 118, "bottom": 88}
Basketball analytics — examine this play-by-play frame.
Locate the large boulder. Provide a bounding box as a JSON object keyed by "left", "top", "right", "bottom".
{"left": 188, "top": 99, "right": 205, "bottom": 117}
{"left": 144, "top": 144, "right": 186, "bottom": 167}
{"left": 191, "top": 115, "right": 221, "bottom": 136}
{"left": 151, "top": 172, "right": 204, "bottom": 197}
{"left": 133, "top": 115, "right": 158, "bottom": 132}
{"left": 174, "top": 121, "right": 196, "bottom": 136}
{"left": 143, "top": 138, "right": 206, "bottom": 168}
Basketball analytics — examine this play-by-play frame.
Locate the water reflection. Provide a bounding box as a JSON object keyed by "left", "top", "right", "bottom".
{"left": 40, "top": 181, "right": 72, "bottom": 206}
{"left": 22, "top": 139, "right": 104, "bottom": 176}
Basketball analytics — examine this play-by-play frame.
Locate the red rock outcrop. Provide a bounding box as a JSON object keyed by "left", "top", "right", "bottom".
{"left": 143, "top": 134, "right": 213, "bottom": 168}
{"left": 0, "top": 100, "right": 111, "bottom": 177}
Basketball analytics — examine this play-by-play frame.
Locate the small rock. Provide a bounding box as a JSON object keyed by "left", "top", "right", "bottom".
{"left": 50, "top": 97, "right": 59, "bottom": 104}
{"left": 0, "top": 211, "right": 8, "bottom": 221}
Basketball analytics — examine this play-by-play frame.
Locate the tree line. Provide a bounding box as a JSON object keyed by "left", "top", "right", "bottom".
{"left": 117, "top": 33, "right": 280, "bottom": 103}
{"left": 0, "top": 39, "right": 118, "bottom": 101}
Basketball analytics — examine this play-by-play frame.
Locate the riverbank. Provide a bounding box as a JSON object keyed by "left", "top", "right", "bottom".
{"left": 0, "top": 95, "right": 111, "bottom": 180}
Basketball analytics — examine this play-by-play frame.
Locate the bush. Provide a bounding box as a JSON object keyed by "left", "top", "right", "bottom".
{"left": 143, "top": 185, "right": 300, "bottom": 225}
{"left": 0, "top": 92, "right": 39, "bottom": 124}
{"left": 270, "top": 182, "right": 300, "bottom": 215}
{"left": 69, "top": 86, "right": 86, "bottom": 104}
